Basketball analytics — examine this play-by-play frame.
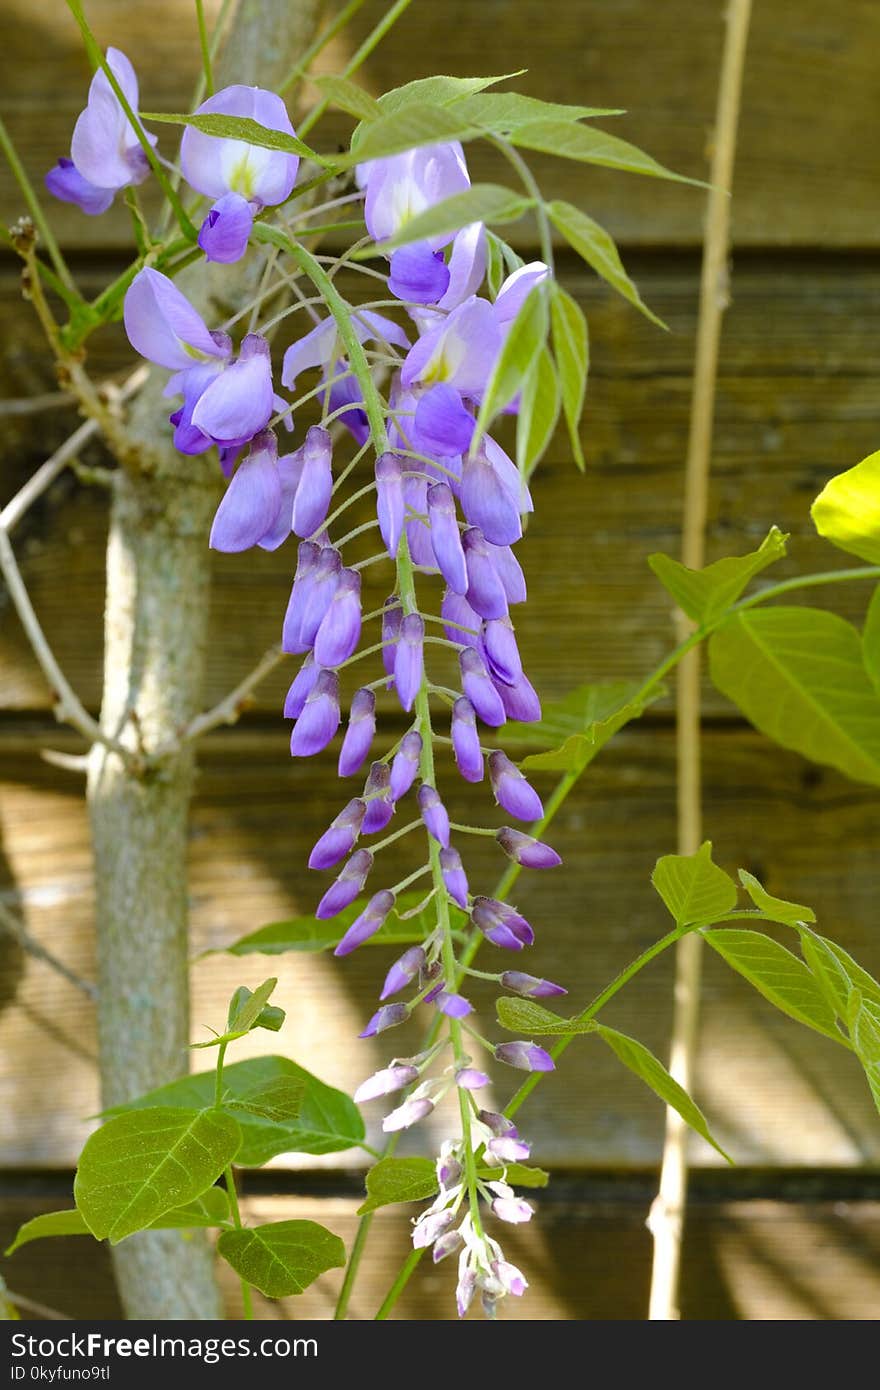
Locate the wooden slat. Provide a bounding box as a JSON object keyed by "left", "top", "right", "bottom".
{"left": 2, "top": 724, "right": 879, "bottom": 1170}
{"left": 2, "top": 258, "right": 879, "bottom": 715}
{"left": 1, "top": 2, "right": 878, "bottom": 248}
{"left": 2, "top": 1192, "right": 879, "bottom": 1320}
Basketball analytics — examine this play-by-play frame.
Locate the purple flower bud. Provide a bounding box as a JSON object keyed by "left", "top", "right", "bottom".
{"left": 389, "top": 731, "right": 422, "bottom": 801}
{"left": 210, "top": 431, "right": 281, "bottom": 552}
{"left": 380, "top": 945, "right": 425, "bottom": 1000}
{"left": 487, "top": 541, "right": 527, "bottom": 604}
{"left": 441, "top": 589, "right": 481, "bottom": 647}
{"left": 405, "top": 477, "right": 436, "bottom": 568}
{"left": 314, "top": 567, "right": 362, "bottom": 668}
{"left": 483, "top": 618, "right": 522, "bottom": 686}
{"left": 382, "top": 1095, "right": 435, "bottom": 1132}
{"left": 417, "top": 783, "right": 450, "bottom": 848}
{"left": 283, "top": 652, "right": 318, "bottom": 719}
{"left": 460, "top": 447, "right": 523, "bottom": 546}
{"left": 491, "top": 1196, "right": 534, "bottom": 1224}
{"left": 463, "top": 528, "right": 508, "bottom": 620}
{"left": 291, "top": 426, "right": 333, "bottom": 538}
{"left": 198, "top": 191, "right": 254, "bottom": 264}
{"left": 496, "top": 669, "right": 542, "bottom": 723}
{"left": 439, "top": 846, "right": 469, "bottom": 909}
{"left": 382, "top": 598, "right": 402, "bottom": 679}
{"left": 45, "top": 157, "right": 114, "bottom": 216}
{"left": 489, "top": 751, "right": 544, "bottom": 822}
{"left": 338, "top": 688, "right": 376, "bottom": 777}
{"left": 456, "top": 1067, "right": 490, "bottom": 1090}
{"left": 299, "top": 546, "right": 342, "bottom": 647}
{"left": 491, "top": 1259, "right": 528, "bottom": 1296}
{"left": 289, "top": 668, "right": 340, "bottom": 758}
{"left": 496, "top": 828, "right": 561, "bottom": 869}
{"left": 192, "top": 333, "right": 274, "bottom": 448}
{"left": 412, "top": 1209, "right": 455, "bottom": 1249}
{"left": 495, "top": 1041, "right": 556, "bottom": 1072}
{"left": 316, "top": 848, "right": 373, "bottom": 920}
{"left": 394, "top": 613, "right": 425, "bottom": 712}
{"left": 359, "top": 1002, "right": 408, "bottom": 1038}
{"left": 308, "top": 798, "right": 366, "bottom": 870}
{"left": 427, "top": 482, "right": 468, "bottom": 593}
{"left": 436, "top": 989, "right": 472, "bottom": 1018}
{"left": 433, "top": 1229, "right": 464, "bottom": 1263}
{"left": 459, "top": 648, "right": 507, "bottom": 728}
{"left": 451, "top": 696, "right": 484, "bottom": 781}
{"left": 334, "top": 889, "right": 395, "bottom": 956}
{"left": 415, "top": 383, "right": 475, "bottom": 458}
{"left": 437, "top": 1152, "right": 462, "bottom": 1188}
{"left": 389, "top": 244, "right": 450, "bottom": 305}
{"left": 375, "top": 453, "right": 406, "bottom": 558}
{"left": 478, "top": 1110, "right": 518, "bottom": 1138}
{"left": 282, "top": 542, "right": 320, "bottom": 653}
{"left": 354, "top": 1063, "right": 419, "bottom": 1104}
{"left": 456, "top": 1268, "right": 476, "bottom": 1318}
{"left": 471, "top": 896, "right": 534, "bottom": 950}
{"left": 361, "top": 762, "right": 394, "bottom": 835}
{"left": 486, "top": 1135, "right": 531, "bottom": 1163}
{"left": 500, "top": 970, "right": 568, "bottom": 999}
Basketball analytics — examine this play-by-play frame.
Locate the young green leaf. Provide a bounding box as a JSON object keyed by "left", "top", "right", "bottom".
{"left": 550, "top": 283, "right": 589, "bottom": 469}
{"left": 799, "top": 931, "right": 880, "bottom": 1020}
{"left": 213, "top": 891, "right": 463, "bottom": 958}
{"left": 338, "top": 103, "right": 483, "bottom": 168}
{"left": 192, "top": 977, "right": 280, "bottom": 1048}
{"left": 375, "top": 185, "right": 532, "bottom": 253}
{"left": 475, "top": 283, "right": 549, "bottom": 443}
{"left": 3, "top": 1199, "right": 230, "bottom": 1256}
{"left": 311, "top": 75, "right": 382, "bottom": 122}
{"left": 376, "top": 73, "right": 525, "bottom": 118}
{"left": 595, "top": 1025, "right": 732, "bottom": 1161}
{"left": 517, "top": 679, "right": 665, "bottom": 775}
{"left": 546, "top": 200, "right": 664, "bottom": 327}
{"left": 651, "top": 842, "right": 738, "bottom": 928}
{"left": 509, "top": 121, "right": 703, "bottom": 185}
{"left": 485, "top": 230, "right": 507, "bottom": 299}
{"left": 74, "top": 1107, "right": 241, "bottom": 1244}
{"left": 704, "top": 929, "right": 842, "bottom": 1043}
{"left": 103, "top": 1056, "right": 364, "bottom": 1164}
{"left": 737, "top": 869, "right": 816, "bottom": 927}
{"left": 140, "top": 112, "right": 321, "bottom": 162}
{"left": 217, "top": 1220, "right": 345, "bottom": 1298}
{"left": 811, "top": 449, "right": 880, "bottom": 565}
{"left": 5, "top": 1209, "right": 91, "bottom": 1255}
{"left": 453, "top": 92, "right": 624, "bottom": 132}
{"left": 517, "top": 346, "right": 561, "bottom": 478}
{"left": 496, "top": 995, "right": 596, "bottom": 1035}
{"left": 862, "top": 584, "right": 880, "bottom": 698}
{"left": 709, "top": 607, "right": 880, "bottom": 788}
{"left": 356, "top": 1157, "right": 438, "bottom": 1215}
{"left": 648, "top": 527, "right": 789, "bottom": 627}
{"left": 224, "top": 1077, "right": 306, "bottom": 1124}
{"left": 476, "top": 1163, "right": 549, "bottom": 1189}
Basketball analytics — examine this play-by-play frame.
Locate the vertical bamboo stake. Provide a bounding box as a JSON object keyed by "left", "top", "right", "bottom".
{"left": 647, "top": 0, "right": 753, "bottom": 1321}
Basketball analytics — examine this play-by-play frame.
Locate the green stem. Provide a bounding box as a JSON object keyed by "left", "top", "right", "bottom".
{"left": 490, "top": 136, "right": 554, "bottom": 273}
{"left": 375, "top": 1249, "right": 423, "bottom": 1320}
{"left": 195, "top": 0, "right": 214, "bottom": 96}
{"left": 297, "top": 0, "right": 416, "bottom": 138}
{"left": 733, "top": 565, "right": 880, "bottom": 612}
{"left": 223, "top": 1165, "right": 254, "bottom": 1319}
{"left": 0, "top": 116, "right": 78, "bottom": 296}
{"left": 213, "top": 1040, "right": 228, "bottom": 1109}
{"left": 279, "top": 0, "right": 370, "bottom": 96}
{"left": 334, "top": 1210, "right": 374, "bottom": 1320}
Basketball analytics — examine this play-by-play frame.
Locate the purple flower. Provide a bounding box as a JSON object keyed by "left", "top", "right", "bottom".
{"left": 281, "top": 541, "right": 321, "bottom": 653}
{"left": 68, "top": 48, "right": 157, "bottom": 197}
{"left": 361, "top": 762, "right": 394, "bottom": 835}
{"left": 435, "top": 988, "right": 471, "bottom": 1018}
{"left": 491, "top": 1259, "right": 528, "bottom": 1296}
{"left": 209, "top": 431, "right": 281, "bottom": 552}
{"left": 432, "top": 1230, "right": 464, "bottom": 1263}
{"left": 456, "top": 1268, "right": 476, "bottom": 1318}
{"left": 455, "top": 1067, "right": 489, "bottom": 1090}
{"left": 360, "top": 143, "right": 471, "bottom": 248}
{"left": 381, "top": 599, "right": 402, "bottom": 681}
{"left": 412, "top": 1210, "right": 456, "bottom": 1250}
{"left": 428, "top": 483, "right": 468, "bottom": 593}
{"left": 375, "top": 453, "right": 405, "bottom": 557}
{"left": 494, "top": 262, "right": 551, "bottom": 331}
{"left": 45, "top": 158, "right": 114, "bottom": 216}
{"left": 442, "top": 590, "right": 481, "bottom": 646}
{"left": 299, "top": 546, "right": 342, "bottom": 647}
{"left": 491, "top": 1196, "right": 534, "bottom": 1224}
{"left": 289, "top": 668, "right": 340, "bottom": 758}
{"left": 417, "top": 784, "right": 450, "bottom": 848}
{"left": 478, "top": 1110, "right": 518, "bottom": 1138}
{"left": 354, "top": 1063, "right": 419, "bottom": 1103}
{"left": 415, "top": 384, "right": 475, "bottom": 458}
{"left": 334, "top": 889, "right": 395, "bottom": 956}
{"left": 488, "top": 541, "right": 527, "bottom": 604}
{"left": 308, "top": 797, "right": 365, "bottom": 870}
{"left": 382, "top": 1095, "right": 434, "bottom": 1132}
{"left": 359, "top": 1002, "right": 408, "bottom": 1038}
{"left": 463, "top": 528, "right": 508, "bottom": 620}
{"left": 380, "top": 945, "right": 425, "bottom": 1000}
{"left": 283, "top": 652, "right": 318, "bottom": 718}
{"left": 496, "top": 669, "right": 542, "bottom": 723}
{"left": 404, "top": 477, "right": 436, "bottom": 567}
{"left": 500, "top": 970, "right": 568, "bottom": 999}
{"left": 451, "top": 696, "right": 484, "bottom": 782}
{"left": 316, "top": 848, "right": 373, "bottom": 920}
{"left": 290, "top": 426, "right": 333, "bottom": 538}
{"left": 495, "top": 1041, "right": 555, "bottom": 1072}
{"left": 459, "top": 648, "right": 506, "bottom": 728}
{"left": 314, "top": 567, "right": 362, "bottom": 668}
{"left": 198, "top": 190, "right": 254, "bottom": 264}
{"left": 439, "top": 846, "right": 469, "bottom": 909}
{"left": 124, "top": 268, "right": 230, "bottom": 371}
{"left": 460, "top": 442, "right": 524, "bottom": 546}
{"left": 401, "top": 296, "right": 501, "bottom": 400}
{"left": 388, "top": 245, "right": 450, "bottom": 305}
{"left": 394, "top": 613, "right": 425, "bottom": 712}
{"left": 496, "top": 828, "right": 561, "bottom": 869}
{"left": 389, "top": 730, "right": 422, "bottom": 801}
{"left": 482, "top": 618, "right": 522, "bottom": 686}
{"left": 471, "top": 896, "right": 534, "bottom": 951}
{"left": 338, "top": 688, "right": 376, "bottom": 777}
{"left": 437, "top": 1151, "right": 462, "bottom": 1188}
{"left": 437, "top": 222, "right": 487, "bottom": 312}
{"left": 282, "top": 310, "right": 409, "bottom": 393}
{"left": 489, "top": 751, "right": 544, "bottom": 822}
{"left": 486, "top": 1134, "right": 531, "bottom": 1163}
{"left": 191, "top": 333, "right": 275, "bottom": 448}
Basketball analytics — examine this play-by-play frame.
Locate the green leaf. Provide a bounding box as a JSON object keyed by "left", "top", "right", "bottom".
{"left": 5, "top": 1210, "right": 90, "bottom": 1255}
{"left": 338, "top": 103, "right": 483, "bottom": 168}
{"left": 651, "top": 842, "right": 738, "bottom": 928}
{"left": 475, "top": 283, "right": 549, "bottom": 442}
{"left": 74, "top": 1107, "right": 241, "bottom": 1244}
{"left": 376, "top": 74, "right": 525, "bottom": 118}
{"left": 215, "top": 891, "right": 464, "bottom": 958}
{"left": 550, "top": 284, "right": 589, "bottom": 469}
{"left": 595, "top": 1025, "right": 732, "bottom": 1161}
{"left": 225, "top": 1077, "right": 306, "bottom": 1124}
{"left": 811, "top": 450, "right": 880, "bottom": 565}
{"left": 737, "top": 869, "right": 816, "bottom": 926}
{"left": 517, "top": 679, "right": 665, "bottom": 774}
{"left": 454, "top": 92, "right": 624, "bottom": 132}
{"left": 140, "top": 112, "right": 321, "bottom": 162}
{"left": 485, "top": 230, "right": 507, "bottom": 299}
{"left": 193, "top": 977, "right": 279, "bottom": 1048}
{"left": 476, "top": 1163, "right": 550, "bottom": 1189}
{"left": 704, "top": 929, "right": 842, "bottom": 1043}
{"left": 356, "top": 1157, "right": 438, "bottom": 1215}
{"left": 799, "top": 931, "right": 880, "bottom": 1020}
{"left": 862, "top": 584, "right": 880, "bottom": 698}
{"left": 218, "top": 1220, "right": 345, "bottom": 1298}
{"left": 509, "top": 121, "right": 703, "bottom": 185}
{"left": 312, "top": 75, "right": 382, "bottom": 122}
{"left": 516, "top": 346, "right": 561, "bottom": 479}
{"left": 846, "top": 987, "right": 880, "bottom": 1114}
{"left": 375, "top": 185, "right": 532, "bottom": 252}
{"left": 708, "top": 607, "right": 880, "bottom": 788}
{"left": 496, "top": 995, "right": 596, "bottom": 1036}
{"left": 546, "top": 200, "right": 664, "bottom": 328}
{"left": 103, "top": 1057, "right": 364, "bottom": 1163}
{"left": 648, "top": 528, "right": 789, "bottom": 626}
{"left": 5, "top": 1187, "right": 233, "bottom": 1253}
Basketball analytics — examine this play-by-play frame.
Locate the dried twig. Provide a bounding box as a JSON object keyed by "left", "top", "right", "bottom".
{"left": 0, "top": 899, "right": 97, "bottom": 1000}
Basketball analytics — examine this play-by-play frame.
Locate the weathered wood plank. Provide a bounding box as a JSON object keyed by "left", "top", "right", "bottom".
{"left": 1, "top": 2, "right": 878, "bottom": 249}
{"left": 1, "top": 725, "right": 878, "bottom": 1170}
{"left": 2, "top": 1192, "right": 879, "bottom": 1320}
{"left": 2, "top": 258, "right": 878, "bottom": 715}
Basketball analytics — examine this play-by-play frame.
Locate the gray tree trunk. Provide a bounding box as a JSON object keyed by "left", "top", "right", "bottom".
{"left": 85, "top": 0, "right": 328, "bottom": 1320}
